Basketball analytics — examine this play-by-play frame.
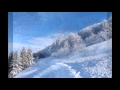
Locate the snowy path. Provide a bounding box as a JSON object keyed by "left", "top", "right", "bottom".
{"left": 14, "top": 39, "right": 112, "bottom": 78}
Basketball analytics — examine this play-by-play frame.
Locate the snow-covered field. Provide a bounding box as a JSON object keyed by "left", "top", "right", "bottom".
{"left": 14, "top": 39, "right": 112, "bottom": 78}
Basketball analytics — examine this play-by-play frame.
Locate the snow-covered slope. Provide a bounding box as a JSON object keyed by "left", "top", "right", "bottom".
{"left": 78, "top": 16, "right": 112, "bottom": 46}
{"left": 33, "top": 16, "right": 112, "bottom": 59}
{"left": 14, "top": 39, "right": 112, "bottom": 78}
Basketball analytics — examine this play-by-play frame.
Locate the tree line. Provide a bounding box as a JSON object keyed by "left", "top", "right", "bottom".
{"left": 8, "top": 47, "right": 34, "bottom": 78}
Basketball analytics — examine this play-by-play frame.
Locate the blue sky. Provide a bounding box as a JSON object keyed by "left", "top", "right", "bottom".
{"left": 8, "top": 12, "right": 111, "bottom": 53}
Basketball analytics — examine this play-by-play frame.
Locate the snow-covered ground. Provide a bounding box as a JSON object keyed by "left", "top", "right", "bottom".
{"left": 14, "top": 39, "right": 112, "bottom": 78}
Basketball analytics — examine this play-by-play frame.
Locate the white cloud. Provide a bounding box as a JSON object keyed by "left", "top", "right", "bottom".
{"left": 13, "top": 42, "right": 41, "bottom": 54}
{"left": 51, "top": 33, "right": 64, "bottom": 38}
{"left": 27, "top": 33, "right": 65, "bottom": 50}
{"left": 8, "top": 42, "right": 13, "bottom": 56}
{"left": 11, "top": 34, "right": 59, "bottom": 53}
{"left": 8, "top": 42, "right": 13, "bottom": 48}
{"left": 28, "top": 37, "right": 54, "bottom": 50}
{"left": 10, "top": 33, "right": 68, "bottom": 54}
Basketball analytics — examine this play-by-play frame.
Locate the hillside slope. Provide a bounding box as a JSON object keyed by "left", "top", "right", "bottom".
{"left": 14, "top": 39, "right": 112, "bottom": 78}
{"left": 33, "top": 16, "right": 112, "bottom": 59}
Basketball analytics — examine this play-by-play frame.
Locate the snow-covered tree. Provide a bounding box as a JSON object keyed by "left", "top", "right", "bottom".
{"left": 27, "top": 49, "right": 34, "bottom": 66}
{"left": 51, "top": 33, "right": 86, "bottom": 57}
{"left": 13, "top": 51, "right": 23, "bottom": 74}
{"left": 10, "top": 51, "right": 19, "bottom": 77}
{"left": 78, "top": 16, "right": 112, "bottom": 47}
{"left": 8, "top": 51, "right": 14, "bottom": 78}
{"left": 67, "top": 32, "right": 86, "bottom": 51}
{"left": 8, "top": 51, "right": 14, "bottom": 68}
{"left": 8, "top": 51, "right": 23, "bottom": 78}
{"left": 96, "top": 17, "right": 112, "bottom": 41}
{"left": 20, "top": 47, "right": 27, "bottom": 69}
{"left": 8, "top": 51, "right": 14, "bottom": 63}
{"left": 98, "top": 31, "right": 112, "bottom": 41}
{"left": 56, "top": 40, "right": 70, "bottom": 56}
{"left": 85, "top": 33, "right": 103, "bottom": 46}
{"left": 8, "top": 48, "right": 35, "bottom": 78}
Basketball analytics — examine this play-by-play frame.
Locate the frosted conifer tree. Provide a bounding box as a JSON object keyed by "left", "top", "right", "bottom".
{"left": 8, "top": 51, "right": 14, "bottom": 78}
{"left": 11, "top": 51, "right": 19, "bottom": 77}
{"left": 20, "top": 47, "right": 27, "bottom": 69}
{"left": 27, "top": 49, "right": 34, "bottom": 66}
{"left": 67, "top": 32, "right": 86, "bottom": 51}
{"left": 8, "top": 51, "right": 23, "bottom": 78}
{"left": 13, "top": 51, "right": 23, "bottom": 74}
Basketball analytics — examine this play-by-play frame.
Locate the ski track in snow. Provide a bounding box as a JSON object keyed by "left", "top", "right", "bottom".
{"left": 33, "top": 63, "right": 81, "bottom": 78}
{"left": 14, "top": 39, "right": 112, "bottom": 78}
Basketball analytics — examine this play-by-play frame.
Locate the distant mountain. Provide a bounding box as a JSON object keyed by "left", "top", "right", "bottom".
{"left": 33, "top": 16, "right": 112, "bottom": 59}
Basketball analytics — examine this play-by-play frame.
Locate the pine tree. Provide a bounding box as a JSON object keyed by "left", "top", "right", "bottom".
{"left": 8, "top": 48, "right": 35, "bottom": 78}
{"left": 8, "top": 51, "right": 13, "bottom": 71}
{"left": 27, "top": 49, "right": 34, "bottom": 66}
{"left": 68, "top": 32, "right": 86, "bottom": 51}
{"left": 8, "top": 51, "right": 22, "bottom": 78}
{"left": 11, "top": 51, "right": 18, "bottom": 77}
{"left": 13, "top": 51, "right": 23, "bottom": 74}
{"left": 20, "top": 47, "right": 27, "bottom": 69}
{"left": 8, "top": 51, "right": 14, "bottom": 78}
